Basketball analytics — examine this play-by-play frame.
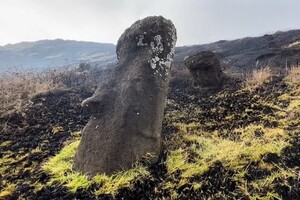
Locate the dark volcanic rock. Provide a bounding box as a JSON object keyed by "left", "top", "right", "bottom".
{"left": 184, "top": 51, "right": 225, "bottom": 88}
{"left": 73, "top": 16, "right": 177, "bottom": 176}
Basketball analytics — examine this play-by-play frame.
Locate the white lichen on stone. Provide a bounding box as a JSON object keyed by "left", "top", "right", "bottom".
{"left": 148, "top": 24, "right": 176, "bottom": 79}
{"left": 167, "top": 25, "right": 176, "bottom": 63}
{"left": 137, "top": 34, "right": 147, "bottom": 46}
{"left": 149, "top": 55, "right": 164, "bottom": 70}
{"left": 150, "top": 35, "right": 163, "bottom": 53}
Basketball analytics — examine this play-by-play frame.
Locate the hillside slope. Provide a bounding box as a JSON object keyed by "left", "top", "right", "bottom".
{"left": 0, "top": 68, "right": 299, "bottom": 199}
{"left": 175, "top": 29, "right": 300, "bottom": 72}
{"left": 0, "top": 39, "right": 116, "bottom": 72}
{"left": 1, "top": 29, "right": 300, "bottom": 73}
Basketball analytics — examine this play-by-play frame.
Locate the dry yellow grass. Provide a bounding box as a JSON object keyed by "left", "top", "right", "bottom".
{"left": 245, "top": 67, "right": 272, "bottom": 90}
{"left": 0, "top": 66, "right": 106, "bottom": 115}
{"left": 285, "top": 65, "right": 300, "bottom": 85}
{"left": 0, "top": 70, "right": 61, "bottom": 115}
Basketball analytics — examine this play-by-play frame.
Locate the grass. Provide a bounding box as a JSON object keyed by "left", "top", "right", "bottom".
{"left": 51, "top": 125, "right": 64, "bottom": 134}
{"left": 157, "top": 74, "right": 299, "bottom": 198}
{"left": 0, "top": 150, "right": 27, "bottom": 198}
{"left": 245, "top": 67, "right": 272, "bottom": 90}
{"left": 278, "top": 66, "right": 300, "bottom": 121}
{"left": 0, "top": 69, "right": 60, "bottom": 115}
{"left": 93, "top": 165, "right": 150, "bottom": 195}
{"left": 0, "top": 183, "right": 16, "bottom": 199}
{"left": 160, "top": 81, "right": 299, "bottom": 199}
{"left": 42, "top": 140, "right": 91, "bottom": 193}
{"left": 285, "top": 66, "right": 300, "bottom": 85}
{"left": 249, "top": 165, "right": 296, "bottom": 200}
{"left": 42, "top": 138, "right": 150, "bottom": 196}
{"left": 2, "top": 66, "right": 299, "bottom": 199}
{"left": 171, "top": 123, "right": 288, "bottom": 169}
{"left": 0, "top": 151, "right": 17, "bottom": 173}
{"left": 0, "top": 66, "right": 108, "bottom": 116}
{"left": 0, "top": 140, "right": 12, "bottom": 147}
{"left": 161, "top": 121, "right": 295, "bottom": 199}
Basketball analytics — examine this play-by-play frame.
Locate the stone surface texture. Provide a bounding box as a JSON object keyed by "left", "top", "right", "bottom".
{"left": 73, "top": 16, "right": 177, "bottom": 176}
{"left": 184, "top": 51, "right": 225, "bottom": 88}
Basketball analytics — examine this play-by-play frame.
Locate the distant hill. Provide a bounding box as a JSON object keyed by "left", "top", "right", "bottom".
{"left": 175, "top": 29, "right": 300, "bottom": 72}
{"left": 1, "top": 29, "right": 300, "bottom": 73}
{"left": 0, "top": 39, "right": 116, "bottom": 72}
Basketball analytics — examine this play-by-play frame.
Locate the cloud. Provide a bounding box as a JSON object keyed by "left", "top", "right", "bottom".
{"left": 0, "top": 0, "right": 299, "bottom": 46}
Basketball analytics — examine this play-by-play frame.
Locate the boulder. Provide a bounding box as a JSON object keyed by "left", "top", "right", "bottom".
{"left": 73, "top": 16, "right": 177, "bottom": 176}
{"left": 184, "top": 51, "right": 225, "bottom": 88}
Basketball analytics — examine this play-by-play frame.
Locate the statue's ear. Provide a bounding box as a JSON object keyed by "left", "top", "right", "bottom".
{"left": 81, "top": 96, "right": 102, "bottom": 114}
{"left": 81, "top": 96, "right": 94, "bottom": 108}
{"left": 81, "top": 87, "right": 117, "bottom": 114}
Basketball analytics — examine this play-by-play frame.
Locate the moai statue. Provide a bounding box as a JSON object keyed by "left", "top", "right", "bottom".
{"left": 73, "top": 16, "right": 177, "bottom": 176}
{"left": 184, "top": 51, "right": 225, "bottom": 88}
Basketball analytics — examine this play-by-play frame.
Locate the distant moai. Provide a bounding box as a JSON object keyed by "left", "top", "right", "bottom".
{"left": 184, "top": 51, "right": 225, "bottom": 88}
{"left": 73, "top": 16, "right": 177, "bottom": 176}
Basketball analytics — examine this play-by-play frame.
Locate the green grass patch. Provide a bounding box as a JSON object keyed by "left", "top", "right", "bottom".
{"left": 0, "top": 183, "right": 16, "bottom": 199}
{"left": 42, "top": 139, "right": 150, "bottom": 196}
{"left": 162, "top": 120, "right": 294, "bottom": 199}
{"left": 93, "top": 166, "right": 149, "bottom": 195}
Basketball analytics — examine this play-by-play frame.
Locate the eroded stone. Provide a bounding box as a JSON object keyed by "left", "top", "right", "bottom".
{"left": 184, "top": 51, "right": 225, "bottom": 88}
{"left": 73, "top": 16, "right": 177, "bottom": 176}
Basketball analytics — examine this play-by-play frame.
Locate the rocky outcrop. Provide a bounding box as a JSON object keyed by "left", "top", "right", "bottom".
{"left": 184, "top": 51, "right": 225, "bottom": 88}
{"left": 73, "top": 16, "right": 177, "bottom": 176}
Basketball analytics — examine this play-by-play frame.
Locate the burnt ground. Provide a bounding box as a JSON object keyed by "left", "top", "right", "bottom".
{"left": 0, "top": 90, "right": 91, "bottom": 199}
{"left": 0, "top": 77, "right": 299, "bottom": 200}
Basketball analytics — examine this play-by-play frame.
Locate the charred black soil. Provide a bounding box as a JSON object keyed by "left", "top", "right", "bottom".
{"left": 0, "top": 77, "right": 299, "bottom": 200}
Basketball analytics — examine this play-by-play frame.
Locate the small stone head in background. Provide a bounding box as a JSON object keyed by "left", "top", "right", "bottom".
{"left": 184, "top": 51, "right": 225, "bottom": 88}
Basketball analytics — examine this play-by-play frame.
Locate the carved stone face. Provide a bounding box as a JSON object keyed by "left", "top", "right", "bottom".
{"left": 185, "top": 51, "right": 224, "bottom": 87}
{"left": 73, "top": 16, "right": 177, "bottom": 176}
{"left": 116, "top": 16, "right": 177, "bottom": 79}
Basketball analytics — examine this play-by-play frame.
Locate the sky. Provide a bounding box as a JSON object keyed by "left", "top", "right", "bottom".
{"left": 0, "top": 0, "right": 300, "bottom": 47}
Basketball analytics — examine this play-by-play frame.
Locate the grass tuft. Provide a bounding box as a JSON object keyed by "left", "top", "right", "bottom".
{"left": 245, "top": 67, "right": 272, "bottom": 90}
{"left": 42, "top": 138, "right": 150, "bottom": 195}
{"left": 93, "top": 165, "right": 149, "bottom": 195}
{"left": 0, "top": 183, "right": 16, "bottom": 199}
{"left": 42, "top": 140, "right": 91, "bottom": 193}
{"left": 285, "top": 66, "right": 300, "bottom": 85}
{"left": 162, "top": 120, "right": 293, "bottom": 198}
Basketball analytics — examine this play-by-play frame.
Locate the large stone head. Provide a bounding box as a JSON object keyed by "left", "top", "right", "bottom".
{"left": 116, "top": 16, "right": 177, "bottom": 79}
{"left": 73, "top": 16, "right": 177, "bottom": 176}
